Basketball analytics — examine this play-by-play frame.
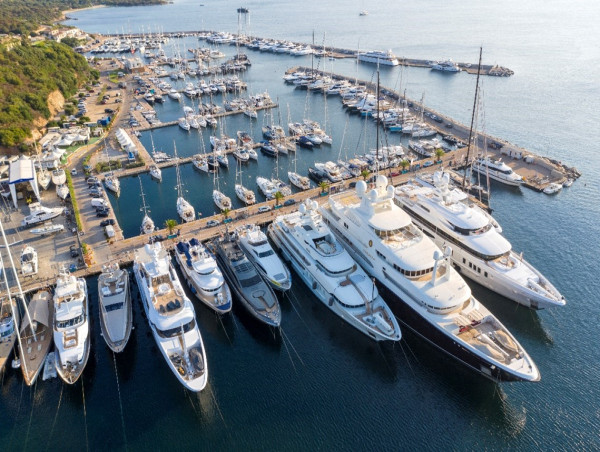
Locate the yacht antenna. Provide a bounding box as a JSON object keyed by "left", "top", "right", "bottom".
{"left": 462, "top": 47, "right": 483, "bottom": 189}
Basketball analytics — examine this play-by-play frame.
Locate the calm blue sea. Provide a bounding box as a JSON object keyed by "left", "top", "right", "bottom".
{"left": 1, "top": 0, "right": 599, "bottom": 450}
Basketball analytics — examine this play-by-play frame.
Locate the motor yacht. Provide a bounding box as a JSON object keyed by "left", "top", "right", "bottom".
{"left": 20, "top": 246, "right": 38, "bottom": 276}
{"left": 19, "top": 290, "right": 53, "bottom": 385}
{"left": 21, "top": 203, "right": 63, "bottom": 227}
{"left": 168, "top": 89, "right": 182, "bottom": 101}
{"left": 233, "top": 147, "right": 251, "bottom": 163}
{"left": 319, "top": 175, "right": 540, "bottom": 381}
{"left": 237, "top": 224, "right": 292, "bottom": 292}
{"left": 193, "top": 154, "right": 213, "bottom": 173}
{"left": 98, "top": 263, "right": 132, "bottom": 352}
{"left": 30, "top": 224, "right": 64, "bottom": 236}
{"left": 174, "top": 238, "right": 232, "bottom": 314}
{"left": 134, "top": 242, "right": 208, "bottom": 391}
{"left": 178, "top": 117, "right": 191, "bottom": 131}
{"left": 431, "top": 59, "right": 461, "bottom": 72}
{"left": 358, "top": 50, "right": 399, "bottom": 66}
{"left": 471, "top": 156, "right": 523, "bottom": 186}
{"left": 269, "top": 201, "right": 401, "bottom": 341}
{"left": 53, "top": 269, "right": 90, "bottom": 384}
{"left": 394, "top": 171, "right": 565, "bottom": 309}
{"left": 212, "top": 234, "right": 281, "bottom": 327}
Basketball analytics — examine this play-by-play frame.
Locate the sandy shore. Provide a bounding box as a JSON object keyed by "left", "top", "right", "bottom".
{"left": 60, "top": 4, "right": 107, "bottom": 21}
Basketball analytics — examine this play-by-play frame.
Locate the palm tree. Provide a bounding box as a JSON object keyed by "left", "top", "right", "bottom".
{"left": 221, "top": 207, "right": 231, "bottom": 221}
{"left": 360, "top": 169, "right": 371, "bottom": 181}
{"left": 400, "top": 159, "right": 410, "bottom": 172}
{"left": 274, "top": 191, "right": 284, "bottom": 207}
{"left": 319, "top": 181, "right": 330, "bottom": 195}
{"left": 435, "top": 148, "right": 445, "bottom": 163}
{"left": 164, "top": 218, "right": 178, "bottom": 236}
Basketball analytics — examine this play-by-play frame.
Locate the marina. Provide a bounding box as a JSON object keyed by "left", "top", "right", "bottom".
{"left": 0, "top": 0, "right": 599, "bottom": 450}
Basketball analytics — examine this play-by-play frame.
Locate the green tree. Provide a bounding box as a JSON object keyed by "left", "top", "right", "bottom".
{"left": 400, "top": 159, "right": 410, "bottom": 171}
{"left": 319, "top": 181, "right": 330, "bottom": 194}
{"left": 360, "top": 169, "right": 371, "bottom": 181}
{"left": 221, "top": 207, "right": 231, "bottom": 220}
{"left": 435, "top": 148, "right": 445, "bottom": 162}
{"left": 274, "top": 191, "right": 284, "bottom": 207}
{"left": 164, "top": 219, "right": 178, "bottom": 236}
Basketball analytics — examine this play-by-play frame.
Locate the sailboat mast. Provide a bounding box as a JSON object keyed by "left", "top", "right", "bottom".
{"left": 375, "top": 70, "right": 380, "bottom": 175}
{"left": 462, "top": 47, "right": 483, "bottom": 189}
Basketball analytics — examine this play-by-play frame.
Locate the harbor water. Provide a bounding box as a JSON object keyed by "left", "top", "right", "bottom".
{"left": 1, "top": 0, "right": 599, "bottom": 450}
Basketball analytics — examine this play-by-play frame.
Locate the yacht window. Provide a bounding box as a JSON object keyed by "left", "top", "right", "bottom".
{"left": 157, "top": 318, "right": 196, "bottom": 338}
{"left": 302, "top": 225, "right": 314, "bottom": 231}
{"left": 484, "top": 271, "right": 488, "bottom": 277}
{"left": 197, "top": 269, "right": 215, "bottom": 276}
{"left": 376, "top": 250, "right": 386, "bottom": 261}
{"left": 240, "top": 274, "right": 262, "bottom": 288}
{"left": 256, "top": 249, "right": 274, "bottom": 258}
{"left": 104, "top": 302, "right": 124, "bottom": 312}
{"left": 56, "top": 314, "right": 84, "bottom": 329}
{"left": 316, "top": 262, "right": 355, "bottom": 276}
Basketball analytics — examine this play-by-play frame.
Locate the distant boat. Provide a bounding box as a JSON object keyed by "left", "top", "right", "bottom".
{"left": 237, "top": 7, "right": 249, "bottom": 13}
{"left": 359, "top": 10, "right": 369, "bottom": 16}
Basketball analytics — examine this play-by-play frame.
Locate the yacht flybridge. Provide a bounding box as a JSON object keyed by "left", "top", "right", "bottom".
{"left": 320, "top": 175, "right": 539, "bottom": 381}
{"left": 269, "top": 200, "right": 401, "bottom": 342}
{"left": 98, "top": 263, "right": 132, "bottom": 353}
{"left": 394, "top": 171, "right": 565, "bottom": 309}
{"left": 134, "top": 242, "right": 208, "bottom": 392}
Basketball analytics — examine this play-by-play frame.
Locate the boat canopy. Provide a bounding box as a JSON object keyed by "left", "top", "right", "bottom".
{"left": 8, "top": 155, "right": 40, "bottom": 207}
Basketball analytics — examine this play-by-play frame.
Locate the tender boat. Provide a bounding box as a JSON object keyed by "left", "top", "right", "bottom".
{"left": 471, "top": 156, "right": 523, "bottom": 186}
{"left": 269, "top": 201, "right": 401, "bottom": 341}
{"left": 134, "top": 243, "right": 208, "bottom": 391}
{"left": 320, "top": 176, "right": 540, "bottom": 381}
{"left": 174, "top": 238, "right": 232, "bottom": 314}
{"left": 237, "top": 224, "right": 292, "bottom": 292}
{"left": 21, "top": 202, "right": 63, "bottom": 227}
{"left": 53, "top": 269, "right": 90, "bottom": 384}
{"left": 19, "top": 290, "right": 53, "bottom": 385}
{"left": 51, "top": 168, "right": 66, "bottom": 185}
{"left": 212, "top": 233, "right": 281, "bottom": 327}
{"left": 0, "top": 297, "right": 19, "bottom": 374}
{"left": 543, "top": 182, "right": 563, "bottom": 195}
{"left": 394, "top": 171, "right": 565, "bottom": 310}
{"left": 98, "top": 263, "right": 132, "bottom": 352}
{"left": 20, "top": 245, "right": 38, "bottom": 276}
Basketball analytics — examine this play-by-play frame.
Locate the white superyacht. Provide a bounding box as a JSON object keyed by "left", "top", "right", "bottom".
{"left": 174, "top": 238, "right": 232, "bottom": 314}
{"left": 394, "top": 171, "right": 565, "bottom": 309}
{"left": 269, "top": 201, "right": 401, "bottom": 342}
{"left": 98, "top": 263, "right": 132, "bottom": 353}
{"left": 53, "top": 269, "right": 90, "bottom": 384}
{"left": 471, "top": 156, "right": 523, "bottom": 187}
{"left": 320, "top": 176, "right": 539, "bottom": 381}
{"left": 237, "top": 224, "right": 292, "bottom": 292}
{"left": 134, "top": 242, "right": 208, "bottom": 392}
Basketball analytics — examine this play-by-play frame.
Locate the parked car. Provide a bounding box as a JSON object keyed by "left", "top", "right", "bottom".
{"left": 148, "top": 234, "right": 165, "bottom": 243}
{"left": 206, "top": 219, "right": 220, "bottom": 227}
{"left": 96, "top": 209, "right": 109, "bottom": 218}
{"left": 100, "top": 219, "right": 115, "bottom": 227}
{"left": 257, "top": 205, "right": 272, "bottom": 213}
{"left": 423, "top": 160, "right": 434, "bottom": 168}
{"left": 104, "top": 108, "right": 115, "bottom": 114}
{"left": 283, "top": 199, "right": 296, "bottom": 206}
{"left": 69, "top": 245, "right": 79, "bottom": 258}
{"left": 70, "top": 168, "right": 77, "bottom": 175}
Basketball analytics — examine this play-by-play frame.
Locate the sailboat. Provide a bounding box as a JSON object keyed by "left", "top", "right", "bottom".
{"left": 288, "top": 150, "right": 310, "bottom": 190}
{"left": 235, "top": 158, "right": 256, "bottom": 205}
{"left": 35, "top": 144, "right": 51, "bottom": 189}
{"left": 19, "top": 290, "right": 53, "bottom": 385}
{"left": 174, "top": 143, "right": 195, "bottom": 223}
{"left": 56, "top": 183, "right": 69, "bottom": 200}
{"left": 0, "top": 270, "right": 19, "bottom": 373}
{"left": 148, "top": 132, "right": 162, "bottom": 181}
{"left": 139, "top": 177, "right": 155, "bottom": 234}
{"left": 103, "top": 144, "right": 121, "bottom": 195}
{"left": 51, "top": 168, "right": 66, "bottom": 185}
